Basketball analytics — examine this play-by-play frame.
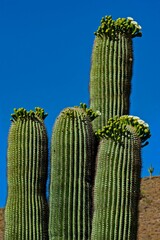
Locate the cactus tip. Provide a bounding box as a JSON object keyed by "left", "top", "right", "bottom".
{"left": 10, "top": 107, "right": 48, "bottom": 121}
{"left": 96, "top": 115, "right": 151, "bottom": 146}
{"left": 94, "top": 15, "right": 142, "bottom": 39}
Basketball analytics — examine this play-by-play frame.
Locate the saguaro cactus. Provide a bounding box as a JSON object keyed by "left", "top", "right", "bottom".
{"left": 91, "top": 116, "right": 151, "bottom": 240}
{"left": 49, "top": 106, "right": 96, "bottom": 240}
{"left": 5, "top": 108, "right": 49, "bottom": 240}
{"left": 89, "top": 16, "right": 142, "bottom": 131}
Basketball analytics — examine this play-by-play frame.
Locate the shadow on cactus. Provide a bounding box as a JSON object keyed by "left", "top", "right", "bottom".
{"left": 95, "top": 115, "right": 151, "bottom": 147}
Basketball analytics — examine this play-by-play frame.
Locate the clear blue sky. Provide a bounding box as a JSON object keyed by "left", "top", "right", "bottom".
{"left": 0, "top": 0, "right": 159, "bottom": 207}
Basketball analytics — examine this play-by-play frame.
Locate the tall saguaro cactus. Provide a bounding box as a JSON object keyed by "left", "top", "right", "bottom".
{"left": 89, "top": 16, "right": 142, "bottom": 131}
{"left": 91, "top": 116, "right": 150, "bottom": 240}
{"left": 5, "top": 108, "right": 49, "bottom": 240}
{"left": 49, "top": 106, "right": 96, "bottom": 240}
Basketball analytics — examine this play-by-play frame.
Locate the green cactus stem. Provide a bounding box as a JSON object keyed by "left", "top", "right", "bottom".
{"left": 49, "top": 106, "right": 95, "bottom": 240}
{"left": 5, "top": 108, "right": 49, "bottom": 240}
{"left": 89, "top": 16, "right": 142, "bottom": 131}
{"left": 148, "top": 164, "right": 154, "bottom": 178}
{"left": 91, "top": 116, "right": 150, "bottom": 240}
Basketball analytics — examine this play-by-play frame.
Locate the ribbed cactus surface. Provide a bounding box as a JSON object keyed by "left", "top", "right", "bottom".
{"left": 5, "top": 108, "right": 49, "bottom": 240}
{"left": 91, "top": 116, "right": 150, "bottom": 240}
{"left": 89, "top": 16, "right": 142, "bottom": 131}
{"left": 49, "top": 107, "right": 95, "bottom": 240}
{"left": 92, "top": 128, "right": 141, "bottom": 240}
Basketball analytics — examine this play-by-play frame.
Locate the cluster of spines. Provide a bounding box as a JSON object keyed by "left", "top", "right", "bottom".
{"left": 49, "top": 107, "right": 95, "bottom": 240}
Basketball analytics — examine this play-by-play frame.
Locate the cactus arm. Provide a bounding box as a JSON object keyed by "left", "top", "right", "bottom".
{"left": 92, "top": 116, "right": 150, "bottom": 240}
{"left": 49, "top": 107, "right": 95, "bottom": 240}
{"left": 90, "top": 16, "right": 141, "bottom": 131}
{"left": 92, "top": 127, "right": 141, "bottom": 240}
{"left": 5, "top": 108, "right": 48, "bottom": 240}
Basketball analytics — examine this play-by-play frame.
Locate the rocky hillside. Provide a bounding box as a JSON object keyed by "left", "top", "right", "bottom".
{"left": 138, "top": 177, "right": 160, "bottom": 240}
{"left": 0, "top": 208, "right": 4, "bottom": 240}
{"left": 0, "top": 177, "right": 160, "bottom": 240}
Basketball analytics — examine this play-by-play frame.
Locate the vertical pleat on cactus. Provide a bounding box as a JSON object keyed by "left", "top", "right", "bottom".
{"left": 92, "top": 128, "right": 141, "bottom": 240}
{"left": 91, "top": 116, "right": 151, "bottom": 240}
{"left": 49, "top": 107, "right": 95, "bottom": 240}
{"left": 4, "top": 108, "right": 49, "bottom": 240}
{"left": 89, "top": 16, "right": 142, "bottom": 131}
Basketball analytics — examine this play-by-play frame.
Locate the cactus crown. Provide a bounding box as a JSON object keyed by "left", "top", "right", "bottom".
{"left": 59, "top": 104, "right": 100, "bottom": 122}
{"left": 11, "top": 107, "right": 48, "bottom": 122}
{"left": 94, "top": 15, "right": 142, "bottom": 38}
{"left": 96, "top": 115, "right": 151, "bottom": 146}
{"left": 79, "top": 102, "right": 101, "bottom": 121}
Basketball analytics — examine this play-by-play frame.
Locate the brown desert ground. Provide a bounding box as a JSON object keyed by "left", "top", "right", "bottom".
{"left": 0, "top": 176, "right": 160, "bottom": 240}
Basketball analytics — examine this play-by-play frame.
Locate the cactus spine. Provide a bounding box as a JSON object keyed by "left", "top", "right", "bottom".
{"left": 5, "top": 108, "right": 49, "bottom": 240}
{"left": 89, "top": 16, "right": 142, "bottom": 131}
{"left": 49, "top": 107, "right": 95, "bottom": 240}
{"left": 91, "top": 116, "right": 150, "bottom": 240}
